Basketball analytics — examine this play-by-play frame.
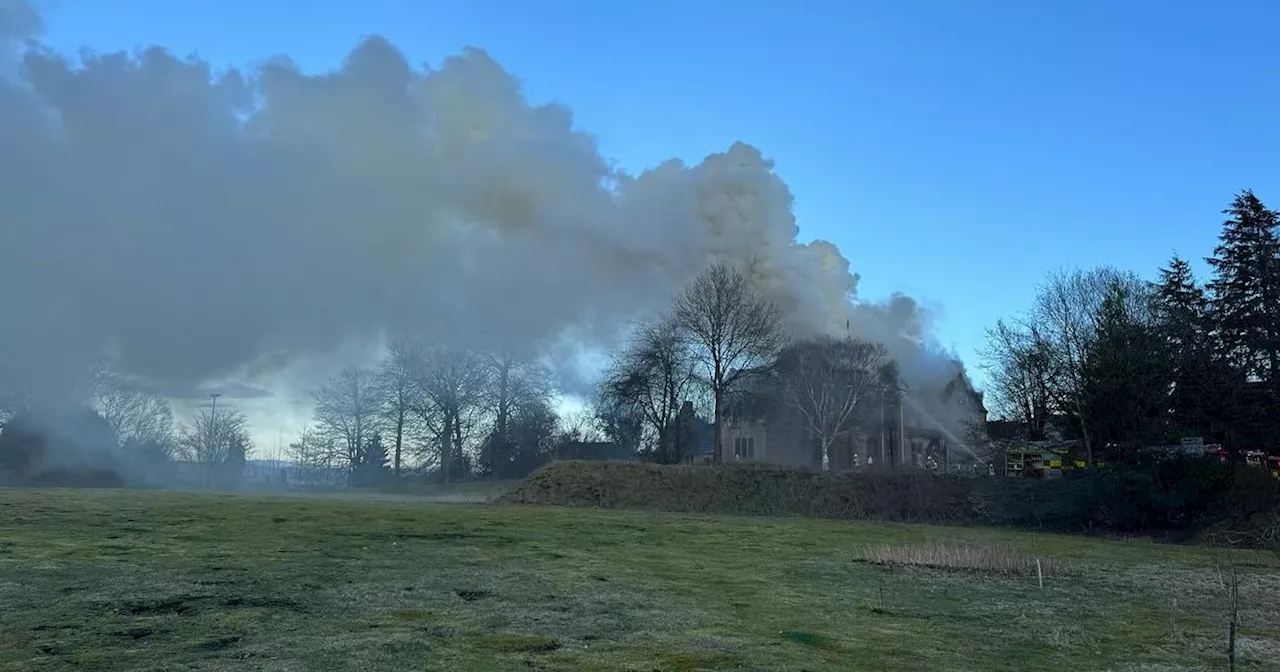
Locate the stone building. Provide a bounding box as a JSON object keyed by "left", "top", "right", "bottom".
{"left": 718, "top": 363, "right": 987, "bottom": 471}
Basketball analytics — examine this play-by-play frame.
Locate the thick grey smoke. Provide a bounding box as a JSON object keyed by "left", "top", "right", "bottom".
{"left": 0, "top": 2, "right": 968, "bottom": 421}
{"left": 0, "top": 0, "right": 39, "bottom": 40}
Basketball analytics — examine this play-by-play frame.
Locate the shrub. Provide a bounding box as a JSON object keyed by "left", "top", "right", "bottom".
{"left": 501, "top": 457, "right": 1280, "bottom": 548}
{"left": 23, "top": 467, "right": 125, "bottom": 488}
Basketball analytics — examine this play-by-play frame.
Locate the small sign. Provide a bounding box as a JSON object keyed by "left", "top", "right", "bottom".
{"left": 1180, "top": 437, "right": 1204, "bottom": 447}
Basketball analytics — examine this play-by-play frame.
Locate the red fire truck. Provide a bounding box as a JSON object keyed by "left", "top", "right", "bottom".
{"left": 1243, "top": 450, "right": 1280, "bottom": 479}
{"left": 1213, "top": 448, "right": 1280, "bottom": 478}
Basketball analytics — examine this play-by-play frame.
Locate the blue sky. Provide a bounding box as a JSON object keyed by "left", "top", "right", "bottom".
{"left": 33, "top": 0, "right": 1280, "bottom": 387}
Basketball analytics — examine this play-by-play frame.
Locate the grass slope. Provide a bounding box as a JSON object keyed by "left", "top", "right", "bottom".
{"left": 501, "top": 461, "right": 1280, "bottom": 548}
{"left": 0, "top": 488, "right": 1277, "bottom": 671}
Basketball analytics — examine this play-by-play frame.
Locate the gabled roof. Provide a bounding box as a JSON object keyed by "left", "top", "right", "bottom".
{"left": 941, "top": 368, "right": 986, "bottom": 412}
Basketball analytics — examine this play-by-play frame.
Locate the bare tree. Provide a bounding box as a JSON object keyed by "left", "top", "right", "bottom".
{"left": 600, "top": 314, "right": 699, "bottom": 462}
{"left": 287, "top": 424, "right": 343, "bottom": 486}
{"left": 775, "top": 335, "right": 889, "bottom": 471}
{"left": 674, "top": 263, "right": 787, "bottom": 462}
{"left": 177, "top": 407, "right": 251, "bottom": 487}
{"left": 92, "top": 372, "right": 175, "bottom": 457}
{"left": 313, "top": 367, "right": 382, "bottom": 473}
{"left": 414, "top": 346, "right": 491, "bottom": 482}
{"left": 1030, "top": 267, "right": 1146, "bottom": 464}
{"left": 479, "top": 350, "right": 555, "bottom": 473}
{"left": 499, "top": 395, "right": 560, "bottom": 478}
{"left": 592, "top": 384, "right": 644, "bottom": 454}
{"left": 980, "top": 318, "right": 1054, "bottom": 440}
{"left": 485, "top": 351, "right": 520, "bottom": 443}
{"left": 377, "top": 340, "right": 423, "bottom": 477}
{"left": 558, "top": 406, "right": 605, "bottom": 443}
{"left": 0, "top": 384, "right": 26, "bottom": 427}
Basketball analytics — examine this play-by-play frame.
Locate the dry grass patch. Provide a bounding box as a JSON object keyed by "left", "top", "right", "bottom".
{"left": 855, "top": 541, "right": 1060, "bottom": 577}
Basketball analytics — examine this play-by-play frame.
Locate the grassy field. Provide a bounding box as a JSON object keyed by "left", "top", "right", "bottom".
{"left": 310, "top": 479, "right": 517, "bottom": 504}
{"left": 0, "top": 489, "right": 1277, "bottom": 671}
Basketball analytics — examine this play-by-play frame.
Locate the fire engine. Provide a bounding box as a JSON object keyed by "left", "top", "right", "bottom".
{"left": 1209, "top": 447, "right": 1280, "bottom": 479}
{"left": 1243, "top": 450, "right": 1280, "bottom": 479}
{"left": 1004, "top": 444, "right": 1091, "bottom": 478}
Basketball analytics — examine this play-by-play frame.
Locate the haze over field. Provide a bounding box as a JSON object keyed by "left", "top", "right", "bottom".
{"left": 0, "top": 0, "right": 966, "bottom": 438}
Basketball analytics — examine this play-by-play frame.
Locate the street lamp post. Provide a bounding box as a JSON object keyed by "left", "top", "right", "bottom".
{"left": 210, "top": 393, "right": 221, "bottom": 440}
{"left": 208, "top": 393, "right": 221, "bottom": 487}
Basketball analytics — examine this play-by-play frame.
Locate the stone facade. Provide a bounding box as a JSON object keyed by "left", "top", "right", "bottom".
{"left": 719, "top": 366, "right": 987, "bottom": 471}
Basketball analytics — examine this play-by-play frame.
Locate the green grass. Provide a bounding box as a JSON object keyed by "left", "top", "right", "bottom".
{"left": 346, "top": 479, "right": 518, "bottom": 502}
{"left": 0, "top": 488, "right": 1277, "bottom": 671}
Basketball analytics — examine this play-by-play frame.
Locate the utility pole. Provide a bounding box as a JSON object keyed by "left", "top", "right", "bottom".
{"left": 898, "top": 389, "right": 906, "bottom": 467}
{"left": 205, "top": 393, "right": 222, "bottom": 489}
{"left": 210, "top": 393, "right": 221, "bottom": 432}
{"left": 210, "top": 394, "right": 221, "bottom": 455}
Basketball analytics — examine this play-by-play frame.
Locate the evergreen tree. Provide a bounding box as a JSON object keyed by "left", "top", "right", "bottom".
{"left": 1080, "top": 281, "right": 1169, "bottom": 454}
{"left": 354, "top": 432, "right": 391, "bottom": 486}
{"left": 1154, "top": 255, "right": 1217, "bottom": 438}
{"left": 479, "top": 431, "right": 512, "bottom": 479}
{"left": 0, "top": 412, "right": 45, "bottom": 477}
{"left": 593, "top": 395, "right": 644, "bottom": 456}
{"left": 507, "top": 399, "right": 558, "bottom": 478}
{"left": 1205, "top": 190, "right": 1280, "bottom": 446}
{"left": 222, "top": 433, "right": 247, "bottom": 489}
{"left": 1206, "top": 190, "right": 1280, "bottom": 388}
{"left": 1156, "top": 256, "right": 1208, "bottom": 356}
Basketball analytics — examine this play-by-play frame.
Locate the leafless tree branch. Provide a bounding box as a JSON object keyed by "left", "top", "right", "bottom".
{"left": 674, "top": 263, "right": 787, "bottom": 462}
{"left": 776, "top": 335, "right": 888, "bottom": 470}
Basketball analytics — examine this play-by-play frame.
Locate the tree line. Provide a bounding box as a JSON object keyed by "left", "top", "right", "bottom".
{"left": 287, "top": 342, "right": 571, "bottom": 484}
{"left": 1, "top": 262, "right": 907, "bottom": 487}
{"left": 981, "top": 189, "right": 1280, "bottom": 462}
{"left": 300, "top": 262, "right": 904, "bottom": 482}
{"left": 0, "top": 367, "right": 249, "bottom": 487}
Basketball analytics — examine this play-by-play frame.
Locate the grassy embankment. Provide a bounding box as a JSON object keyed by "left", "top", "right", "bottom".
{"left": 0, "top": 487, "right": 1277, "bottom": 671}
{"left": 501, "top": 460, "right": 1280, "bottom": 547}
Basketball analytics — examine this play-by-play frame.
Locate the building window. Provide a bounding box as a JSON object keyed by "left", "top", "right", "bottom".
{"left": 734, "top": 436, "right": 755, "bottom": 460}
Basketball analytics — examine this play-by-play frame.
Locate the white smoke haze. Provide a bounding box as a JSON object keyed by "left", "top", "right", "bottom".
{"left": 0, "top": 1, "right": 972, "bottom": 436}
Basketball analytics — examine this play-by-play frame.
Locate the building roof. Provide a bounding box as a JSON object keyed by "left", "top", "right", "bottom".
{"left": 687, "top": 414, "right": 715, "bottom": 456}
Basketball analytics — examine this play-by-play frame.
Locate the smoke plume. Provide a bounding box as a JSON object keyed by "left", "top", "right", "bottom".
{"left": 0, "top": 1, "right": 968, "bottom": 419}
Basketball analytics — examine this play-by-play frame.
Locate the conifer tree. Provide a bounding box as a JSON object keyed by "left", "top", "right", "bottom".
{"left": 354, "top": 432, "right": 391, "bottom": 485}
{"left": 1080, "top": 282, "right": 1168, "bottom": 452}
{"left": 1154, "top": 255, "right": 1216, "bottom": 436}
{"left": 1206, "top": 190, "right": 1280, "bottom": 389}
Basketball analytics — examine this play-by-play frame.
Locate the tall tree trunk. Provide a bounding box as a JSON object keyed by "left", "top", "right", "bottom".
{"left": 393, "top": 410, "right": 404, "bottom": 478}
{"left": 496, "top": 364, "right": 511, "bottom": 439}
{"left": 713, "top": 388, "right": 723, "bottom": 464}
{"left": 453, "top": 417, "right": 464, "bottom": 479}
{"left": 441, "top": 413, "right": 454, "bottom": 484}
{"left": 712, "top": 360, "right": 724, "bottom": 464}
